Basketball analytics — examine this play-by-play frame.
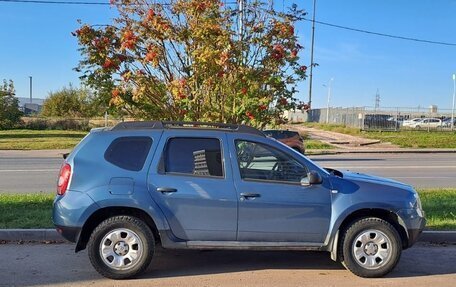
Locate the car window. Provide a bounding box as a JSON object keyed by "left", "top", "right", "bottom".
{"left": 235, "top": 140, "right": 307, "bottom": 183}
{"left": 104, "top": 136, "right": 152, "bottom": 171}
{"left": 164, "top": 137, "right": 223, "bottom": 177}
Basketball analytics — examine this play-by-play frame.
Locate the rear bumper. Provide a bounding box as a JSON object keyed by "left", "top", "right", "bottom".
{"left": 55, "top": 225, "right": 81, "bottom": 243}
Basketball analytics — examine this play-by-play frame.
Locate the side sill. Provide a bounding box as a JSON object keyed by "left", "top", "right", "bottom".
{"left": 186, "top": 241, "right": 324, "bottom": 251}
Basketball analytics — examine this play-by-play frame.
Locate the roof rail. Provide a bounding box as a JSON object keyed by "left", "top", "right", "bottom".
{"left": 111, "top": 121, "right": 265, "bottom": 137}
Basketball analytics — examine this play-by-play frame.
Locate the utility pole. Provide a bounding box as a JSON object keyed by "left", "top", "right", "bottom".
{"left": 29, "top": 76, "right": 33, "bottom": 104}
{"left": 324, "top": 78, "right": 334, "bottom": 123}
{"left": 452, "top": 74, "right": 455, "bottom": 131}
{"left": 238, "top": 0, "right": 245, "bottom": 41}
{"left": 308, "top": 0, "right": 317, "bottom": 109}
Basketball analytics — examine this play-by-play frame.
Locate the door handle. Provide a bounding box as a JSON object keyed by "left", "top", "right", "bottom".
{"left": 240, "top": 192, "right": 261, "bottom": 200}
{"left": 157, "top": 187, "right": 178, "bottom": 193}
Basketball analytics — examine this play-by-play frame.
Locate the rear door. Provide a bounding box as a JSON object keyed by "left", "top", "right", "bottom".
{"left": 148, "top": 131, "right": 238, "bottom": 241}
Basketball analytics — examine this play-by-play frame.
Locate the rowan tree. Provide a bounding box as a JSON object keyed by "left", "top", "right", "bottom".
{"left": 75, "top": 0, "right": 307, "bottom": 127}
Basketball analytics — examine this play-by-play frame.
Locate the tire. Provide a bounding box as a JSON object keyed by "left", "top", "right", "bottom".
{"left": 339, "top": 217, "right": 402, "bottom": 278}
{"left": 87, "top": 216, "right": 155, "bottom": 279}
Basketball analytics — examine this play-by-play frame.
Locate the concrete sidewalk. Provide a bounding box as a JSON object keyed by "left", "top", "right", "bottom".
{"left": 1, "top": 229, "right": 455, "bottom": 244}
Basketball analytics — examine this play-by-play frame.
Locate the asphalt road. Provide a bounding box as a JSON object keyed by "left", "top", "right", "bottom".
{"left": 309, "top": 153, "right": 456, "bottom": 188}
{"left": 0, "top": 242, "right": 454, "bottom": 287}
{"left": 0, "top": 152, "right": 455, "bottom": 193}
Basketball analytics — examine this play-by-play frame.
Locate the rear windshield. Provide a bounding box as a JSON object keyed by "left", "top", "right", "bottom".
{"left": 104, "top": 136, "right": 152, "bottom": 171}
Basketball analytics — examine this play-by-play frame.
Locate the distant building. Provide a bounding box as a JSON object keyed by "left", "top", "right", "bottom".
{"left": 16, "top": 97, "right": 44, "bottom": 115}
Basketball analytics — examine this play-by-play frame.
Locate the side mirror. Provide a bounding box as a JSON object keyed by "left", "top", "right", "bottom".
{"left": 301, "top": 171, "right": 323, "bottom": 186}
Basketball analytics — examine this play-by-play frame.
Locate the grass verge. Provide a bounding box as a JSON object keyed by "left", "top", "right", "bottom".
{"left": 299, "top": 122, "right": 456, "bottom": 148}
{"left": 0, "top": 189, "right": 455, "bottom": 230}
{"left": 0, "top": 193, "right": 54, "bottom": 228}
{"left": 364, "top": 131, "right": 456, "bottom": 148}
{"left": 305, "top": 140, "right": 334, "bottom": 150}
{"left": 0, "top": 129, "right": 86, "bottom": 150}
{"left": 418, "top": 188, "right": 456, "bottom": 230}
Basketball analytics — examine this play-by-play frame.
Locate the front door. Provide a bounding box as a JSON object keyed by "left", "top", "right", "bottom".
{"left": 229, "top": 137, "right": 332, "bottom": 243}
{"left": 148, "top": 131, "right": 237, "bottom": 241}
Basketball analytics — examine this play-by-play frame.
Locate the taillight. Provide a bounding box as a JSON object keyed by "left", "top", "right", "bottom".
{"left": 57, "top": 163, "right": 71, "bottom": 195}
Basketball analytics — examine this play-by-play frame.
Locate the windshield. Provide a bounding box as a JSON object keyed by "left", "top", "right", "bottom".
{"left": 273, "top": 139, "right": 330, "bottom": 176}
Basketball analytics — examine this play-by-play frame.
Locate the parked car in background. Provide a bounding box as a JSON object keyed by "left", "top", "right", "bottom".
{"left": 410, "top": 118, "right": 442, "bottom": 129}
{"left": 263, "top": 129, "right": 305, "bottom": 154}
{"left": 53, "top": 121, "right": 425, "bottom": 279}
{"left": 402, "top": 118, "right": 422, "bottom": 128}
{"left": 363, "top": 114, "right": 398, "bottom": 130}
{"left": 442, "top": 118, "right": 456, "bottom": 128}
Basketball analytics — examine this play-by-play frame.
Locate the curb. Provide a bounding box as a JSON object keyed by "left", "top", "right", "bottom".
{"left": 1, "top": 229, "right": 455, "bottom": 244}
{"left": 418, "top": 231, "right": 456, "bottom": 243}
{"left": 0, "top": 229, "right": 64, "bottom": 242}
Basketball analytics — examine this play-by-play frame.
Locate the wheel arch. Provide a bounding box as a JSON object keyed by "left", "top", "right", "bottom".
{"left": 329, "top": 208, "right": 408, "bottom": 261}
{"left": 75, "top": 206, "right": 161, "bottom": 252}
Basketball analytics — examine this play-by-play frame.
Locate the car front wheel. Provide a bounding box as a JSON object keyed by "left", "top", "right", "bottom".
{"left": 339, "top": 217, "right": 402, "bottom": 278}
{"left": 87, "top": 215, "right": 155, "bottom": 279}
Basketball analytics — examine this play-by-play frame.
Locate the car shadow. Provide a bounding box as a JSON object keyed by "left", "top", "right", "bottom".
{"left": 141, "top": 248, "right": 343, "bottom": 279}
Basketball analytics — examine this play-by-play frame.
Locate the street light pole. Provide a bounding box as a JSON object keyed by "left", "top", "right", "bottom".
{"left": 325, "top": 78, "right": 333, "bottom": 123}
{"left": 452, "top": 74, "right": 455, "bottom": 130}
{"left": 29, "top": 76, "right": 33, "bottom": 104}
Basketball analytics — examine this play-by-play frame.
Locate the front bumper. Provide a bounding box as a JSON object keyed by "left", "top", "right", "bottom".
{"left": 407, "top": 217, "right": 426, "bottom": 247}
{"left": 397, "top": 208, "right": 426, "bottom": 248}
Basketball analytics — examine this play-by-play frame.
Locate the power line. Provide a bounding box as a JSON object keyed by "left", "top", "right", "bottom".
{"left": 0, "top": 0, "right": 238, "bottom": 6}
{"left": 3, "top": 0, "right": 456, "bottom": 47}
{"left": 304, "top": 18, "right": 456, "bottom": 47}
{"left": 0, "top": 0, "right": 109, "bottom": 4}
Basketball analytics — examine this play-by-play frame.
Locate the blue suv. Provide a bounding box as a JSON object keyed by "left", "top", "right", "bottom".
{"left": 53, "top": 121, "right": 425, "bottom": 279}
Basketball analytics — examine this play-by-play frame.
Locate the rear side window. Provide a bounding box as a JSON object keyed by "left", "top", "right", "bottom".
{"left": 164, "top": 137, "right": 223, "bottom": 177}
{"left": 105, "top": 137, "right": 152, "bottom": 171}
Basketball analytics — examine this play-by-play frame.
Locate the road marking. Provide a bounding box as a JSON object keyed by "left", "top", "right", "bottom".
{"left": 0, "top": 169, "right": 58, "bottom": 172}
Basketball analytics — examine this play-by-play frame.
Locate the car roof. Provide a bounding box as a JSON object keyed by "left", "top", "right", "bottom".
{"left": 111, "top": 121, "right": 265, "bottom": 137}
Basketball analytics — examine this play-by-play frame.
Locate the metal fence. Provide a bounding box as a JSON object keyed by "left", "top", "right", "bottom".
{"left": 285, "top": 107, "right": 456, "bottom": 131}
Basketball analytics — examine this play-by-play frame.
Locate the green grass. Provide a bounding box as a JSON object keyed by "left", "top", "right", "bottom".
{"left": 0, "top": 193, "right": 54, "bottom": 228}
{"left": 418, "top": 189, "right": 456, "bottom": 230}
{"left": 0, "top": 129, "right": 86, "bottom": 150}
{"left": 364, "top": 131, "right": 456, "bottom": 148}
{"left": 0, "top": 189, "right": 454, "bottom": 230}
{"left": 305, "top": 139, "right": 334, "bottom": 150}
{"left": 299, "top": 122, "right": 456, "bottom": 148}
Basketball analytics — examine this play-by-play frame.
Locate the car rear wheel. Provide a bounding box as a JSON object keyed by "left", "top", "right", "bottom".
{"left": 339, "top": 217, "right": 402, "bottom": 278}
{"left": 88, "top": 215, "right": 155, "bottom": 279}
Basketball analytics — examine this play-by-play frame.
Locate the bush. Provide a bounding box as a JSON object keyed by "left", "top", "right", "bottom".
{"left": 0, "top": 79, "right": 23, "bottom": 129}
{"left": 21, "top": 118, "right": 90, "bottom": 131}
{"left": 41, "top": 85, "right": 98, "bottom": 118}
